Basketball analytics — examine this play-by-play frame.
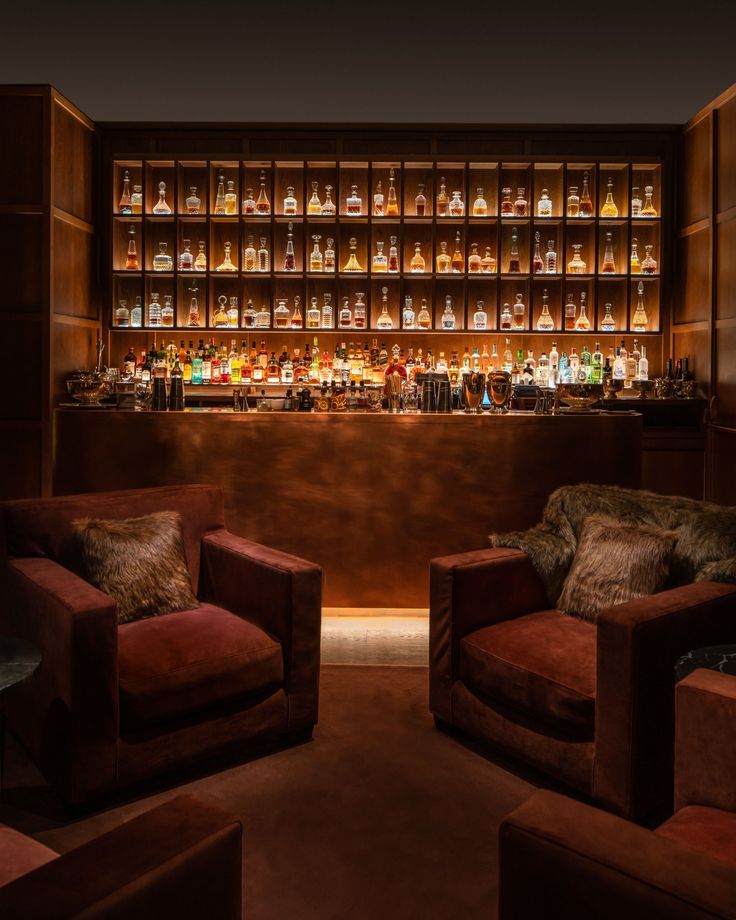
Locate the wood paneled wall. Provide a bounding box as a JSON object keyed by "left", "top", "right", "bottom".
{"left": 0, "top": 87, "right": 98, "bottom": 499}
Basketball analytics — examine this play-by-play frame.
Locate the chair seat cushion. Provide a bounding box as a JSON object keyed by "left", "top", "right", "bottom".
{"left": 459, "top": 610, "right": 597, "bottom": 738}
{"left": 118, "top": 603, "right": 283, "bottom": 730}
{"left": 656, "top": 806, "right": 736, "bottom": 866}
{"left": 0, "top": 825, "right": 57, "bottom": 887}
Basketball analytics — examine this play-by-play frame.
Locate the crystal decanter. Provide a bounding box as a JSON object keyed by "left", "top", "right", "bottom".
{"left": 415, "top": 183, "right": 427, "bottom": 216}
{"left": 308, "top": 181, "right": 322, "bottom": 215}
{"left": 242, "top": 187, "right": 256, "bottom": 214}
{"left": 309, "top": 235, "right": 323, "bottom": 272}
{"left": 449, "top": 190, "right": 464, "bottom": 217}
{"left": 632, "top": 282, "right": 649, "bottom": 331}
{"left": 600, "top": 177, "right": 618, "bottom": 217}
{"left": 322, "top": 185, "right": 336, "bottom": 216}
{"left": 274, "top": 298, "right": 291, "bottom": 328}
{"left": 508, "top": 227, "right": 521, "bottom": 273}
{"left": 227, "top": 297, "right": 239, "bottom": 326}
{"left": 343, "top": 237, "right": 363, "bottom": 272}
{"left": 631, "top": 186, "right": 642, "bottom": 217}
{"left": 291, "top": 296, "right": 304, "bottom": 329}
{"left": 283, "top": 186, "right": 298, "bottom": 215}
{"left": 354, "top": 293, "right": 367, "bottom": 328}
{"left": 500, "top": 187, "right": 513, "bottom": 216}
{"left": 410, "top": 242, "right": 425, "bottom": 273}
{"left": 153, "top": 242, "right": 173, "bottom": 271}
{"left": 436, "top": 241, "right": 451, "bottom": 273}
{"left": 481, "top": 247, "right": 496, "bottom": 273}
{"left": 564, "top": 293, "right": 576, "bottom": 330}
{"left": 125, "top": 224, "right": 139, "bottom": 270}
{"left": 118, "top": 170, "right": 132, "bottom": 213}
{"left": 373, "top": 179, "right": 384, "bottom": 216}
{"left": 468, "top": 242, "right": 482, "bottom": 273}
{"left": 256, "top": 172, "right": 271, "bottom": 214}
{"left": 214, "top": 174, "right": 226, "bottom": 214}
{"left": 306, "top": 297, "right": 320, "bottom": 329}
{"left": 472, "top": 187, "right": 488, "bottom": 216}
{"left": 532, "top": 232, "right": 544, "bottom": 273}
{"left": 242, "top": 299, "right": 256, "bottom": 328}
{"left": 243, "top": 235, "right": 257, "bottom": 272}
{"left": 473, "top": 300, "right": 488, "bottom": 330}
{"left": 545, "top": 239, "right": 558, "bottom": 274}
{"left": 214, "top": 296, "right": 229, "bottom": 327}
{"left": 346, "top": 184, "right": 362, "bottom": 215}
{"left": 536, "top": 289, "right": 555, "bottom": 331}
{"left": 324, "top": 237, "right": 336, "bottom": 273}
{"left": 185, "top": 186, "right": 201, "bottom": 214}
{"left": 579, "top": 171, "right": 593, "bottom": 217}
{"left": 283, "top": 223, "right": 296, "bottom": 271}
{"left": 512, "top": 293, "right": 526, "bottom": 330}
{"left": 148, "top": 293, "right": 162, "bottom": 327}
{"left": 338, "top": 297, "right": 352, "bottom": 329}
{"left": 225, "top": 180, "right": 237, "bottom": 215}
{"left": 403, "top": 296, "right": 416, "bottom": 329}
{"left": 178, "top": 239, "right": 194, "bottom": 271}
{"left": 376, "top": 287, "right": 393, "bottom": 329}
{"left": 500, "top": 302, "right": 512, "bottom": 330}
{"left": 417, "top": 298, "right": 431, "bottom": 329}
{"left": 436, "top": 176, "right": 448, "bottom": 216}
{"left": 601, "top": 302, "right": 616, "bottom": 332}
{"left": 257, "top": 237, "right": 270, "bottom": 272}
{"left": 386, "top": 168, "right": 399, "bottom": 216}
{"left": 372, "top": 240, "right": 387, "bottom": 272}
{"left": 601, "top": 232, "right": 617, "bottom": 273}
{"left": 630, "top": 238, "right": 641, "bottom": 273}
{"left": 641, "top": 244, "right": 658, "bottom": 274}
{"left": 566, "top": 186, "right": 580, "bottom": 217}
{"left": 216, "top": 241, "right": 237, "bottom": 272}
{"left": 152, "top": 181, "right": 171, "bottom": 214}
{"left": 567, "top": 243, "right": 587, "bottom": 274}
{"left": 640, "top": 185, "right": 657, "bottom": 217}
{"left": 131, "top": 184, "right": 143, "bottom": 214}
{"left": 441, "top": 295, "right": 456, "bottom": 329}
{"left": 115, "top": 300, "right": 130, "bottom": 326}
{"left": 161, "top": 295, "right": 174, "bottom": 327}
{"left": 451, "top": 231, "right": 464, "bottom": 272}
{"left": 575, "top": 292, "right": 591, "bottom": 330}
{"left": 388, "top": 236, "right": 399, "bottom": 273}
{"left": 187, "top": 285, "right": 201, "bottom": 327}
{"left": 321, "top": 293, "right": 334, "bottom": 328}
{"left": 194, "top": 240, "right": 207, "bottom": 271}
{"left": 513, "top": 187, "right": 527, "bottom": 217}
{"left": 537, "top": 188, "right": 553, "bottom": 217}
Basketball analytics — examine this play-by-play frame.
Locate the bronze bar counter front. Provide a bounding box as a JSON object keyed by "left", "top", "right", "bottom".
{"left": 53, "top": 409, "right": 642, "bottom": 606}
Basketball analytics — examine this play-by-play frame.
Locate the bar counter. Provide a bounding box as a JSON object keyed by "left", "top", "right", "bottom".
{"left": 54, "top": 409, "right": 643, "bottom": 606}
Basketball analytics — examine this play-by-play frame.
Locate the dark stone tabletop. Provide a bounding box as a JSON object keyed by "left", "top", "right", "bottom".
{"left": 0, "top": 637, "right": 42, "bottom": 694}
{"left": 675, "top": 645, "right": 736, "bottom": 682}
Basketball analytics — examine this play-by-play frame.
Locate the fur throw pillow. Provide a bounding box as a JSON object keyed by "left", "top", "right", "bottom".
{"left": 557, "top": 515, "right": 677, "bottom": 622}
{"left": 72, "top": 510, "right": 198, "bottom": 624}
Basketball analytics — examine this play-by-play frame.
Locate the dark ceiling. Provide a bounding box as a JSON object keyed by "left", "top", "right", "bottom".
{"left": 2, "top": 0, "right": 735, "bottom": 125}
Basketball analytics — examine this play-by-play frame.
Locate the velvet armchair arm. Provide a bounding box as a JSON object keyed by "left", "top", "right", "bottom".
{"left": 429, "top": 548, "right": 549, "bottom": 721}
{"left": 0, "top": 556, "right": 118, "bottom": 804}
{"left": 499, "top": 790, "right": 736, "bottom": 920}
{"left": 0, "top": 794, "right": 243, "bottom": 920}
{"left": 594, "top": 580, "right": 736, "bottom": 821}
{"left": 199, "top": 530, "right": 322, "bottom": 732}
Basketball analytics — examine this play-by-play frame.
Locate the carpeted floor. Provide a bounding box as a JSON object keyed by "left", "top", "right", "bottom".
{"left": 1, "top": 665, "right": 536, "bottom": 919}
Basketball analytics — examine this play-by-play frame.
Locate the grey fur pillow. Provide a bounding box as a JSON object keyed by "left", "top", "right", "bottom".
{"left": 557, "top": 515, "right": 677, "bottom": 623}
{"left": 72, "top": 510, "right": 198, "bottom": 624}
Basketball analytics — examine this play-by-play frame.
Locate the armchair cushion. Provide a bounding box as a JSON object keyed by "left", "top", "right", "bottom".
{"left": 118, "top": 603, "right": 283, "bottom": 730}
{"left": 73, "top": 510, "right": 198, "bottom": 623}
{"left": 0, "top": 826, "right": 57, "bottom": 888}
{"left": 460, "top": 609, "right": 597, "bottom": 738}
{"left": 656, "top": 806, "right": 736, "bottom": 867}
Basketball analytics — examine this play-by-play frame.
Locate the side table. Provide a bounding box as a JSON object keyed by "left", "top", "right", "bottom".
{"left": 675, "top": 644, "right": 736, "bottom": 682}
{"left": 0, "top": 636, "right": 42, "bottom": 789}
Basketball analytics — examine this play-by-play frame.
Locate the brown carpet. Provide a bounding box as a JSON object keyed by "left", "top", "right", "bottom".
{"left": 1, "top": 666, "right": 535, "bottom": 919}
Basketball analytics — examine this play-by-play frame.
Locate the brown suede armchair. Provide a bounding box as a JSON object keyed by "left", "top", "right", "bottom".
{"left": 430, "top": 547, "right": 736, "bottom": 821}
{"left": 498, "top": 670, "right": 736, "bottom": 920}
{"left": 0, "top": 484, "right": 322, "bottom": 804}
{"left": 0, "top": 794, "right": 242, "bottom": 919}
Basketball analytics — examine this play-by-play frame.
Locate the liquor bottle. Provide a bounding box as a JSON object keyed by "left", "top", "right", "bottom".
{"left": 191, "top": 240, "right": 206, "bottom": 271}
{"left": 567, "top": 243, "right": 586, "bottom": 274}
{"left": 580, "top": 342, "right": 592, "bottom": 382}
{"left": 590, "top": 342, "right": 603, "bottom": 384}
{"left": 537, "top": 188, "right": 553, "bottom": 217}
{"left": 500, "top": 187, "right": 513, "bottom": 216}
{"left": 343, "top": 236, "right": 363, "bottom": 272}
{"left": 451, "top": 231, "right": 464, "bottom": 272}
{"left": 600, "top": 302, "right": 616, "bottom": 332}
{"left": 152, "top": 181, "right": 171, "bottom": 214}
{"left": 322, "top": 293, "right": 334, "bottom": 328}
{"left": 410, "top": 241, "right": 426, "bottom": 273}
{"left": 537, "top": 352, "right": 549, "bottom": 386}
{"left": 339, "top": 297, "right": 352, "bottom": 328}
{"left": 242, "top": 298, "right": 256, "bottom": 328}
{"left": 291, "top": 296, "right": 304, "bottom": 329}
{"left": 130, "top": 296, "right": 143, "bottom": 328}
{"left": 256, "top": 172, "right": 271, "bottom": 214}
{"left": 508, "top": 227, "right": 521, "bottom": 273}
{"left": 544, "top": 239, "right": 557, "bottom": 274}
{"left": 373, "top": 179, "right": 384, "bottom": 216}
{"left": 403, "top": 296, "right": 416, "bottom": 329}
{"left": 283, "top": 223, "right": 296, "bottom": 271}
{"left": 641, "top": 244, "right": 658, "bottom": 274}
{"left": 532, "top": 232, "right": 544, "bottom": 273}
{"left": 242, "top": 187, "right": 256, "bottom": 214}
{"left": 386, "top": 235, "right": 398, "bottom": 273}
{"left": 514, "top": 188, "right": 527, "bottom": 217}
{"left": 632, "top": 281, "right": 649, "bottom": 331}
{"left": 227, "top": 297, "right": 239, "bottom": 327}
{"left": 346, "top": 184, "right": 362, "bottom": 215}
{"left": 213, "top": 296, "right": 229, "bottom": 328}
{"left": 122, "top": 343, "right": 137, "bottom": 377}
{"left": 354, "top": 293, "right": 367, "bottom": 328}
{"left": 372, "top": 240, "right": 388, "bottom": 272}
{"left": 225, "top": 180, "right": 237, "bottom": 215}
{"left": 386, "top": 168, "right": 399, "bottom": 216}
{"left": 126, "top": 224, "right": 139, "bottom": 270}
{"left": 441, "top": 295, "right": 456, "bottom": 329}
{"left": 308, "top": 181, "right": 322, "bottom": 215}
{"left": 631, "top": 186, "right": 642, "bottom": 217}
{"left": 153, "top": 242, "right": 173, "bottom": 271}
{"left": 630, "top": 238, "right": 641, "bottom": 274}
{"left": 638, "top": 345, "right": 649, "bottom": 381}
{"left": 241, "top": 235, "right": 256, "bottom": 272}
{"left": 376, "top": 287, "right": 393, "bottom": 329}
{"left": 230, "top": 341, "right": 242, "bottom": 383}
{"left": 266, "top": 352, "right": 281, "bottom": 384}
{"left": 601, "top": 232, "right": 616, "bottom": 273}
{"left": 283, "top": 186, "right": 298, "bottom": 215}
{"left": 500, "top": 302, "right": 512, "bottom": 330}
{"left": 131, "top": 184, "right": 143, "bottom": 214}
{"left": 449, "top": 190, "right": 464, "bottom": 217}
{"left": 512, "top": 293, "right": 526, "bottom": 329}
{"left": 161, "top": 295, "right": 174, "bottom": 328}
{"left": 481, "top": 247, "right": 496, "bottom": 273}
{"left": 307, "top": 297, "right": 321, "bottom": 329}
{"left": 257, "top": 237, "right": 270, "bottom": 272}
{"left": 216, "top": 241, "right": 237, "bottom": 272}
{"left": 579, "top": 171, "right": 593, "bottom": 217}
{"left": 503, "top": 337, "right": 513, "bottom": 372}
{"left": 324, "top": 237, "right": 336, "bottom": 273}
{"left": 310, "top": 235, "right": 323, "bottom": 272}
{"left": 641, "top": 185, "right": 657, "bottom": 217}
{"left": 564, "top": 293, "right": 576, "bottom": 330}
{"left": 183, "top": 186, "right": 200, "bottom": 215}
{"left": 274, "top": 298, "right": 290, "bottom": 328}
{"left": 415, "top": 183, "right": 427, "bottom": 216}
{"left": 566, "top": 186, "right": 580, "bottom": 217}
{"left": 575, "top": 292, "right": 591, "bottom": 330}
{"left": 322, "top": 185, "right": 336, "bottom": 216}
{"left": 568, "top": 347, "right": 579, "bottom": 377}
{"left": 255, "top": 301, "right": 270, "bottom": 328}
{"left": 549, "top": 341, "right": 559, "bottom": 384}
{"left": 115, "top": 300, "right": 130, "bottom": 327}
{"left": 435, "top": 241, "right": 451, "bottom": 273}
{"left": 417, "top": 298, "right": 431, "bottom": 329}
{"left": 613, "top": 347, "right": 626, "bottom": 381}
{"left": 473, "top": 300, "right": 488, "bottom": 330}
{"left": 626, "top": 346, "right": 638, "bottom": 382}
{"left": 118, "top": 170, "right": 132, "bottom": 213}
{"left": 472, "top": 187, "right": 488, "bottom": 216}
{"left": 536, "top": 289, "right": 554, "bottom": 331}
{"left": 468, "top": 243, "right": 482, "bottom": 273}
{"left": 214, "top": 174, "right": 226, "bottom": 214}
{"left": 600, "top": 177, "right": 618, "bottom": 217}
{"left": 436, "top": 176, "right": 448, "bottom": 216}
{"left": 178, "top": 239, "right": 194, "bottom": 271}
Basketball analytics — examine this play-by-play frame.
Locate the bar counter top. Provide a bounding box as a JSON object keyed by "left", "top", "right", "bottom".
{"left": 54, "top": 407, "right": 643, "bottom": 605}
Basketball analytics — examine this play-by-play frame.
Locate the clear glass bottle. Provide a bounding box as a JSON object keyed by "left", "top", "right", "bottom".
{"left": 115, "top": 299, "right": 130, "bottom": 326}
{"left": 441, "top": 295, "right": 456, "bottom": 329}
{"left": 567, "top": 243, "right": 587, "bottom": 274}
{"left": 153, "top": 241, "right": 173, "bottom": 271}
{"left": 242, "top": 235, "right": 257, "bottom": 272}
{"left": 256, "top": 171, "right": 270, "bottom": 214}
{"left": 508, "top": 227, "right": 521, "bottom": 273}
{"left": 216, "top": 241, "right": 237, "bottom": 272}
{"left": 641, "top": 185, "right": 657, "bottom": 217}
{"left": 575, "top": 292, "right": 591, "bottom": 330}
{"left": 545, "top": 239, "right": 557, "bottom": 274}
{"left": 376, "top": 287, "right": 393, "bottom": 329}
{"left": 601, "top": 232, "right": 616, "bottom": 273}
{"left": 600, "top": 177, "right": 618, "bottom": 217}
{"left": 343, "top": 236, "right": 363, "bottom": 272}
{"left": 579, "top": 171, "right": 593, "bottom": 217}
{"left": 500, "top": 302, "right": 512, "bottom": 330}
{"left": 514, "top": 187, "right": 527, "bottom": 217}
{"left": 436, "top": 176, "right": 448, "bottom": 216}
{"left": 630, "top": 237, "right": 641, "bottom": 273}
{"left": 472, "top": 187, "right": 487, "bottom": 216}
{"left": 372, "top": 240, "right": 387, "bottom": 272}
{"left": 227, "top": 297, "right": 239, "bottom": 327}
{"left": 225, "top": 180, "right": 237, "bottom": 215}
{"left": 449, "top": 190, "right": 464, "bottom": 217}
{"left": 242, "top": 187, "right": 256, "bottom": 214}
{"left": 537, "top": 188, "right": 553, "bottom": 217}
{"left": 283, "top": 223, "right": 296, "bottom": 271}
{"left": 161, "top": 295, "right": 174, "bottom": 327}
{"left": 402, "top": 295, "right": 416, "bottom": 329}
{"left": 322, "top": 184, "right": 336, "bottom": 216}
{"left": 283, "top": 186, "right": 298, "bottom": 215}
{"left": 310, "top": 235, "right": 323, "bottom": 272}
{"left": 321, "top": 293, "right": 333, "bottom": 328}
{"left": 387, "top": 236, "right": 399, "bottom": 273}
{"left": 346, "top": 184, "right": 362, "bottom": 215}
{"left": 500, "top": 187, "right": 513, "bottom": 216}
{"left": 373, "top": 179, "right": 384, "bottom": 216}
{"left": 632, "top": 281, "right": 649, "bottom": 331}
{"left": 339, "top": 297, "right": 352, "bottom": 328}
{"left": 255, "top": 301, "right": 270, "bottom": 328}
{"left": 532, "top": 231, "right": 544, "bottom": 273}
{"left": 481, "top": 247, "right": 496, "bottom": 273}
{"left": 242, "top": 299, "right": 256, "bottom": 328}
{"left": 324, "top": 237, "right": 336, "bottom": 273}
{"left": 193, "top": 241, "right": 207, "bottom": 271}
{"left": 436, "top": 240, "right": 451, "bottom": 273}
{"left": 274, "top": 298, "right": 291, "bottom": 328}
{"left": 291, "top": 296, "right": 303, "bottom": 329}
{"left": 512, "top": 293, "right": 526, "bottom": 329}
{"left": 185, "top": 287, "right": 200, "bottom": 327}
{"left": 308, "top": 180, "right": 322, "bottom": 215}
{"left": 257, "top": 237, "right": 270, "bottom": 272}
{"left": 451, "top": 231, "right": 464, "bottom": 272}
{"left": 148, "top": 293, "right": 162, "bottom": 327}
{"left": 307, "top": 297, "right": 321, "bottom": 329}
{"left": 178, "top": 238, "right": 194, "bottom": 271}
{"left": 214, "top": 295, "right": 229, "bottom": 328}
{"left": 131, "top": 184, "right": 143, "bottom": 214}
{"left": 152, "top": 181, "right": 171, "bottom": 214}
{"left": 468, "top": 242, "right": 482, "bottom": 273}
{"left": 214, "top": 174, "right": 226, "bottom": 214}
{"left": 473, "top": 300, "right": 488, "bottom": 330}
{"left": 415, "top": 183, "right": 427, "bottom": 216}
{"left": 566, "top": 186, "right": 580, "bottom": 217}
{"left": 536, "top": 289, "right": 555, "bottom": 331}
{"left": 641, "top": 244, "right": 658, "bottom": 274}
{"left": 118, "top": 170, "right": 132, "bottom": 213}
{"left": 638, "top": 344, "right": 649, "bottom": 381}
{"left": 125, "top": 224, "right": 139, "bottom": 270}
{"left": 386, "top": 168, "right": 399, "bottom": 216}
{"left": 410, "top": 242, "right": 425, "bottom": 273}
{"left": 631, "top": 186, "right": 642, "bottom": 217}
{"left": 417, "top": 298, "right": 432, "bottom": 329}
{"left": 354, "top": 293, "right": 367, "bottom": 329}
{"left": 600, "top": 302, "right": 616, "bottom": 332}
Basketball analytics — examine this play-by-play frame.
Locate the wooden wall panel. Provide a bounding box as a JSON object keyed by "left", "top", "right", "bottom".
{"left": 641, "top": 449, "right": 704, "bottom": 501}
{"left": 671, "top": 329, "right": 711, "bottom": 392}
{"left": 674, "top": 228, "right": 711, "bottom": 324}
{"left": 0, "top": 93, "right": 44, "bottom": 205}
{"left": 716, "top": 216, "right": 736, "bottom": 320}
{"left": 681, "top": 115, "right": 712, "bottom": 227}
{"left": 51, "top": 321, "right": 98, "bottom": 405}
{"left": 717, "top": 95, "right": 736, "bottom": 214}
{"left": 52, "top": 217, "right": 96, "bottom": 318}
{"left": 0, "top": 319, "right": 43, "bottom": 421}
{"left": 715, "top": 327, "right": 736, "bottom": 428}
{"left": 0, "top": 423, "right": 41, "bottom": 499}
{"left": 0, "top": 213, "right": 44, "bottom": 314}
{"left": 710, "top": 428, "right": 736, "bottom": 505}
{"left": 52, "top": 99, "right": 94, "bottom": 223}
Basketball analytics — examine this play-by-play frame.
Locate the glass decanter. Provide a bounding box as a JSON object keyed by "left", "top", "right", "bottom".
{"left": 184, "top": 186, "right": 200, "bottom": 215}
{"left": 242, "top": 299, "right": 256, "bottom": 328}
{"left": 630, "top": 238, "right": 641, "bottom": 273}
{"left": 564, "top": 293, "right": 576, "bottom": 330}
{"left": 501, "top": 187, "right": 513, "bottom": 216}
{"left": 354, "top": 293, "right": 367, "bottom": 329}
{"left": 242, "top": 187, "right": 256, "bottom": 214}
{"left": 131, "top": 184, "right": 143, "bottom": 214}
{"left": 376, "top": 287, "right": 393, "bottom": 329}
{"left": 227, "top": 297, "right": 239, "bottom": 326}
{"left": 579, "top": 171, "right": 593, "bottom": 217}
{"left": 631, "top": 186, "right": 642, "bottom": 217}
{"left": 243, "top": 235, "right": 257, "bottom": 272}
{"left": 500, "top": 303, "right": 512, "bottom": 329}
{"left": 338, "top": 297, "right": 352, "bottom": 328}
{"left": 567, "top": 243, "right": 586, "bottom": 274}
{"left": 373, "top": 179, "right": 384, "bottom": 216}
{"left": 343, "top": 236, "right": 363, "bottom": 272}
{"left": 256, "top": 172, "right": 270, "bottom": 214}
{"left": 449, "top": 190, "right": 464, "bottom": 217}
{"left": 308, "top": 181, "right": 322, "bottom": 215}
{"left": 283, "top": 186, "right": 298, "bottom": 215}
{"left": 115, "top": 299, "right": 130, "bottom": 326}
{"left": 214, "top": 174, "right": 226, "bottom": 214}
{"left": 417, "top": 298, "right": 431, "bottom": 329}
{"left": 214, "top": 295, "right": 229, "bottom": 327}
{"left": 250, "top": 301, "right": 268, "bottom": 328}
{"left": 178, "top": 238, "right": 194, "bottom": 271}
{"left": 601, "top": 232, "right": 616, "bottom": 273}
{"left": 257, "top": 237, "right": 270, "bottom": 272}
{"left": 537, "top": 188, "right": 552, "bottom": 217}
{"left": 415, "top": 183, "right": 427, "bottom": 216}
{"left": 600, "top": 177, "right": 618, "bottom": 217}
{"left": 532, "top": 232, "right": 544, "bottom": 273}
{"left": 322, "top": 185, "right": 336, "bottom": 216}
{"left": 545, "top": 239, "right": 557, "bottom": 274}
{"left": 282, "top": 223, "right": 296, "bottom": 271}
{"left": 441, "top": 295, "right": 456, "bottom": 329}
{"left": 632, "top": 282, "right": 649, "bottom": 330}
{"left": 601, "top": 302, "right": 616, "bottom": 332}
{"left": 536, "top": 289, "right": 555, "bottom": 331}
{"left": 473, "top": 300, "right": 488, "bottom": 330}
{"left": 187, "top": 286, "right": 201, "bottom": 327}
{"left": 152, "top": 181, "right": 171, "bottom": 214}
{"left": 194, "top": 240, "right": 207, "bottom": 271}
{"left": 641, "top": 185, "right": 657, "bottom": 217}
{"left": 451, "top": 231, "right": 464, "bottom": 272}
{"left": 306, "top": 297, "right": 321, "bottom": 329}
{"left": 346, "top": 184, "right": 362, "bottom": 215}
{"left": 274, "top": 298, "right": 290, "bottom": 328}
{"left": 225, "top": 180, "right": 237, "bottom": 215}
{"left": 321, "top": 293, "right": 334, "bottom": 328}
{"left": 512, "top": 293, "right": 526, "bottom": 330}
{"left": 289, "top": 296, "right": 302, "bottom": 329}
{"left": 161, "top": 295, "right": 174, "bottom": 327}
{"left": 472, "top": 187, "right": 488, "bottom": 216}
{"left": 309, "top": 235, "right": 323, "bottom": 272}
{"left": 388, "top": 236, "right": 399, "bottom": 272}
{"left": 153, "top": 242, "right": 173, "bottom": 271}
{"left": 125, "top": 224, "right": 139, "bottom": 270}
{"left": 468, "top": 242, "right": 482, "bottom": 273}
{"left": 641, "top": 244, "right": 658, "bottom": 274}
{"left": 324, "top": 237, "right": 335, "bottom": 272}
{"left": 508, "top": 227, "right": 521, "bottom": 273}
{"left": 386, "top": 168, "right": 399, "bottom": 216}
{"left": 481, "top": 247, "right": 496, "bottom": 273}
{"left": 403, "top": 296, "right": 416, "bottom": 329}
{"left": 566, "top": 186, "right": 580, "bottom": 217}
{"left": 436, "top": 176, "right": 448, "bottom": 216}
{"left": 372, "top": 240, "right": 387, "bottom": 272}
{"left": 118, "top": 170, "right": 132, "bottom": 213}
{"left": 129, "top": 296, "right": 142, "bottom": 328}
{"left": 216, "top": 241, "right": 237, "bottom": 272}
{"left": 436, "top": 241, "right": 451, "bottom": 273}
{"left": 410, "top": 242, "right": 425, "bottom": 273}
{"left": 575, "top": 292, "right": 591, "bottom": 330}
{"left": 513, "top": 187, "right": 527, "bottom": 217}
